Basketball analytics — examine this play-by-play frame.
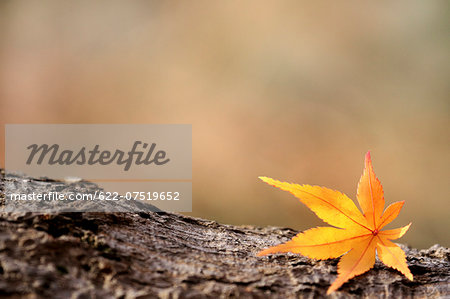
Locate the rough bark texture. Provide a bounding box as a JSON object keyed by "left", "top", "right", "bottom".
{"left": 0, "top": 170, "right": 449, "bottom": 298}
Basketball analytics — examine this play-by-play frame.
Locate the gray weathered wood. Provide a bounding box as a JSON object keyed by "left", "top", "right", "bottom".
{"left": 0, "top": 170, "right": 449, "bottom": 298}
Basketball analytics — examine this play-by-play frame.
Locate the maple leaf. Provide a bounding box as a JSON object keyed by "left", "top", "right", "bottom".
{"left": 257, "top": 151, "right": 413, "bottom": 294}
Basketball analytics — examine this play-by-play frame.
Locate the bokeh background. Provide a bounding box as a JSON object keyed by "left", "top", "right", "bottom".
{"left": 0, "top": 1, "right": 448, "bottom": 248}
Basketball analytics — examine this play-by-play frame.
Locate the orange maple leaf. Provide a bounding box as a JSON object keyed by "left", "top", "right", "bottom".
{"left": 257, "top": 151, "right": 413, "bottom": 294}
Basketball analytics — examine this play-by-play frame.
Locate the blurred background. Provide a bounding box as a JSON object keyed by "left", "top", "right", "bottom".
{"left": 0, "top": 1, "right": 448, "bottom": 248}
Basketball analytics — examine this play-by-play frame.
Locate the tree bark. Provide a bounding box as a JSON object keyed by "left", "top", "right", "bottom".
{"left": 0, "top": 170, "right": 449, "bottom": 298}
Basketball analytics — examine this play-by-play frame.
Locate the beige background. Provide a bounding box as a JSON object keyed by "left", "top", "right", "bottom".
{"left": 0, "top": 1, "right": 448, "bottom": 248}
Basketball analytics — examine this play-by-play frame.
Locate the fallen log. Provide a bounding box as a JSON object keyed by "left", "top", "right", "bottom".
{"left": 0, "top": 170, "right": 448, "bottom": 298}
